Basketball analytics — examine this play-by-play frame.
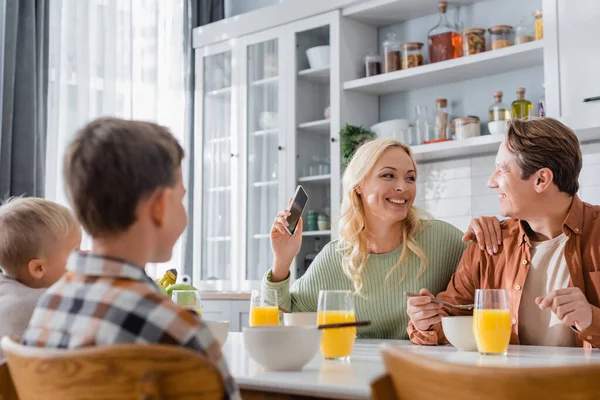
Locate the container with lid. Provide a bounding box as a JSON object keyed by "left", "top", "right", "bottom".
{"left": 428, "top": 1, "right": 460, "bottom": 63}
{"left": 401, "top": 42, "right": 424, "bottom": 69}
{"left": 489, "top": 91, "right": 511, "bottom": 122}
{"left": 435, "top": 98, "right": 449, "bottom": 140}
{"left": 462, "top": 28, "right": 486, "bottom": 56}
{"left": 364, "top": 51, "right": 382, "bottom": 77}
{"left": 515, "top": 17, "right": 534, "bottom": 44}
{"left": 533, "top": 9, "right": 543, "bottom": 40}
{"left": 455, "top": 117, "right": 480, "bottom": 140}
{"left": 383, "top": 32, "right": 401, "bottom": 73}
{"left": 488, "top": 25, "right": 513, "bottom": 50}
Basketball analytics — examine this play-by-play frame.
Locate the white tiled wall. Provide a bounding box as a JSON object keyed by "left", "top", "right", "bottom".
{"left": 414, "top": 142, "right": 600, "bottom": 233}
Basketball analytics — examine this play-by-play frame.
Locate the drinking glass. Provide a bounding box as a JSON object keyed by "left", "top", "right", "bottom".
{"left": 249, "top": 288, "right": 279, "bottom": 326}
{"left": 473, "top": 289, "right": 511, "bottom": 356}
{"left": 172, "top": 290, "right": 203, "bottom": 318}
{"left": 317, "top": 290, "right": 356, "bottom": 361}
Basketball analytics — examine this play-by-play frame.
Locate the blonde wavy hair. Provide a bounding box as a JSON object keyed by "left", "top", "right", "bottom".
{"left": 337, "top": 138, "right": 429, "bottom": 295}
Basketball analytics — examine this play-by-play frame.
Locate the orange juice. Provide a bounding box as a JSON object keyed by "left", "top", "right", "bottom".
{"left": 318, "top": 311, "right": 356, "bottom": 359}
{"left": 473, "top": 309, "right": 512, "bottom": 354}
{"left": 249, "top": 306, "right": 279, "bottom": 326}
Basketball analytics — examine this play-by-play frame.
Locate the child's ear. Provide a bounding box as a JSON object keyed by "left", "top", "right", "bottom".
{"left": 27, "top": 259, "right": 45, "bottom": 279}
{"left": 150, "top": 188, "right": 171, "bottom": 228}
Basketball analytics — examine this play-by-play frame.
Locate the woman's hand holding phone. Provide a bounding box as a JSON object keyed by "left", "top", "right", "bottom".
{"left": 270, "top": 207, "right": 303, "bottom": 282}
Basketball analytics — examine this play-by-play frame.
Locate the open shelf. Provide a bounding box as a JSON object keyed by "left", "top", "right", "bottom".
{"left": 298, "top": 119, "right": 330, "bottom": 135}
{"left": 412, "top": 135, "right": 503, "bottom": 163}
{"left": 344, "top": 41, "right": 544, "bottom": 95}
{"left": 298, "top": 67, "right": 330, "bottom": 84}
{"left": 298, "top": 174, "right": 331, "bottom": 184}
{"left": 303, "top": 230, "right": 331, "bottom": 236}
{"left": 343, "top": 0, "right": 485, "bottom": 27}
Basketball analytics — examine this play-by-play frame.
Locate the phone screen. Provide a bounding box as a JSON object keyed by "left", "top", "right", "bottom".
{"left": 287, "top": 186, "right": 308, "bottom": 235}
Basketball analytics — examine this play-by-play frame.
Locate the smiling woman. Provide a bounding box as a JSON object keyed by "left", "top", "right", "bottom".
{"left": 263, "top": 138, "right": 469, "bottom": 340}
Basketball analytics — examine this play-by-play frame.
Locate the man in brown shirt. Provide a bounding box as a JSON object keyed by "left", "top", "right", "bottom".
{"left": 407, "top": 118, "right": 600, "bottom": 348}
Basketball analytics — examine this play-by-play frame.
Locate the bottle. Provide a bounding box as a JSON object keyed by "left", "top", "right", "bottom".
{"left": 538, "top": 84, "right": 546, "bottom": 117}
{"left": 415, "top": 105, "right": 430, "bottom": 144}
{"left": 489, "top": 91, "right": 511, "bottom": 122}
{"left": 435, "top": 98, "right": 449, "bottom": 140}
{"left": 383, "top": 33, "right": 401, "bottom": 73}
{"left": 453, "top": 5, "right": 463, "bottom": 57}
{"left": 515, "top": 17, "right": 534, "bottom": 44}
{"left": 511, "top": 87, "right": 533, "bottom": 119}
{"left": 428, "top": 1, "right": 459, "bottom": 63}
{"left": 304, "top": 238, "right": 322, "bottom": 271}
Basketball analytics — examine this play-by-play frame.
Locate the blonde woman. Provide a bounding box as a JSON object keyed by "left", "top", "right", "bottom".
{"left": 263, "top": 138, "right": 482, "bottom": 339}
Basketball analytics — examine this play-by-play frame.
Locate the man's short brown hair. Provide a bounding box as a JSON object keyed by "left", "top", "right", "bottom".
{"left": 505, "top": 118, "right": 582, "bottom": 196}
{"left": 0, "top": 197, "right": 79, "bottom": 276}
{"left": 63, "top": 117, "right": 184, "bottom": 237}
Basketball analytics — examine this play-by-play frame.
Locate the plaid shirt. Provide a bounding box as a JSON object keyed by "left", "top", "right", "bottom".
{"left": 22, "top": 252, "right": 240, "bottom": 400}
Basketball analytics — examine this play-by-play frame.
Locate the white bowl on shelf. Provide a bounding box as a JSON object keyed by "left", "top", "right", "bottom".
{"left": 243, "top": 326, "right": 321, "bottom": 371}
{"left": 488, "top": 120, "right": 509, "bottom": 135}
{"left": 283, "top": 312, "right": 318, "bottom": 327}
{"left": 441, "top": 316, "right": 477, "bottom": 352}
{"left": 306, "top": 46, "right": 330, "bottom": 69}
{"left": 205, "top": 320, "right": 230, "bottom": 347}
{"left": 370, "top": 119, "right": 410, "bottom": 141}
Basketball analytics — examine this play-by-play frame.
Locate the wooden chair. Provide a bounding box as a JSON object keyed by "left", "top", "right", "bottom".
{"left": 0, "top": 361, "right": 18, "bottom": 400}
{"left": 1, "top": 337, "right": 225, "bottom": 400}
{"left": 376, "top": 343, "right": 600, "bottom": 400}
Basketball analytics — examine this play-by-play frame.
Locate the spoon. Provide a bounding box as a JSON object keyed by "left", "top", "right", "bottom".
{"left": 405, "top": 292, "right": 474, "bottom": 311}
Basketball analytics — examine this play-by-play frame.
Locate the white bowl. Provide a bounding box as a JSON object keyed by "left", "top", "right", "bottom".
{"left": 283, "top": 312, "right": 318, "bottom": 326}
{"left": 370, "top": 119, "right": 410, "bottom": 141}
{"left": 243, "top": 326, "right": 321, "bottom": 371}
{"left": 488, "top": 120, "right": 509, "bottom": 135}
{"left": 441, "top": 316, "right": 477, "bottom": 352}
{"left": 306, "top": 46, "right": 330, "bottom": 69}
{"left": 205, "top": 320, "right": 230, "bottom": 347}
{"left": 259, "top": 111, "right": 278, "bottom": 130}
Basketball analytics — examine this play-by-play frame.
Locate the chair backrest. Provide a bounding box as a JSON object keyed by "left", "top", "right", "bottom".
{"left": 1, "top": 337, "right": 225, "bottom": 400}
{"left": 0, "top": 361, "right": 18, "bottom": 400}
{"left": 380, "top": 344, "right": 600, "bottom": 400}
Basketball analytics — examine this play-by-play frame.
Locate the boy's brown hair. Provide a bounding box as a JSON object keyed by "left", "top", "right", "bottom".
{"left": 0, "top": 197, "right": 79, "bottom": 276}
{"left": 505, "top": 118, "right": 582, "bottom": 196}
{"left": 63, "top": 117, "right": 184, "bottom": 237}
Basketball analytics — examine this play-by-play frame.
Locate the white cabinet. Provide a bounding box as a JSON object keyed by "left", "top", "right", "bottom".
{"left": 193, "top": 12, "right": 342, "bottom": 289}
{"left": 551, "top": 0, "right": 600, "bottom": 130}
{"left": 202, "top": 300, "right": 250, "bottom": 332}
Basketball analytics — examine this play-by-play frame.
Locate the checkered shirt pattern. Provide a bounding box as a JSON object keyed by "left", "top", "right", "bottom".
{"left": 22, "top": 252, "right": 240, "bottom": 400}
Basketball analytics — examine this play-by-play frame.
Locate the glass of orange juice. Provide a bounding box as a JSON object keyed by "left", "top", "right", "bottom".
{"left": 317, "top": 290, "right": 356, "bottom": 361}
{"left": 473, "top": 289, "right": 511, "bottom": 356}
{"left": 172, "top": 290, "right": 203, "bottom": 318}
{"left": 249, "top": 289, "right": 279, "bottom": 326}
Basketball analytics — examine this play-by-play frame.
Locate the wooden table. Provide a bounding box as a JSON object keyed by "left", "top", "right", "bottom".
{"left": 222, "top": 333, "right": 600, "bottom": 399}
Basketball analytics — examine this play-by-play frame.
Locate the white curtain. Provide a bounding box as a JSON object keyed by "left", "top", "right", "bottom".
{"left": 44, "top": 0, "right": 187, "bottom": 279}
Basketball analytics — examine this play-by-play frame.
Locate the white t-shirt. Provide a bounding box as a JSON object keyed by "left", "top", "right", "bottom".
{"left": 518, "top": 233, "right": 576, "bottom": 347}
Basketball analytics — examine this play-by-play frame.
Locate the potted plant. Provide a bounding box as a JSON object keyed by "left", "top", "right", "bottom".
{"left": 340, "top": 123, "right": 376, "bottom": 165}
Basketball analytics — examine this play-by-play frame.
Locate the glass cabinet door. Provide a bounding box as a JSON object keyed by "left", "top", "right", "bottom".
{"left": 201, "top": 51, "right": 233, "bottom": 280}
{"left": 245, "top": 39, "right": 280, "bottom": 281}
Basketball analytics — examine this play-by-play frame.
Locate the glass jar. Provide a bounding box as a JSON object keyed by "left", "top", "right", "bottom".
{"left": 401, "top": 42, "right": 424, "bottom": 69}
{"left": 453, "top": 5, "right": 464, "bottom": 57}
{"left": 383, "top": 33, "right": 401, "bottom": 73}
{"left": 428, "top": 1, "right": 460, "bottom": 63}
{"left": 533, "top": 9, "right": 543, "bottom": 40}
{"left": 415, "top": 105, "right": 431, "bottom": 144}
{"left": 364, "top": 51, "right": 382, "bottom": 77}
{"left": 515, "top": 17, "right": 534, "bottom": 44}
{"left": 455, "top": 117, "right": 481, "bottom": 140}
{"left": 489, "top": 91, "right": 511, "bottom": 122}
{"left": 462, "top": 28, "right": 486, "bottom": 56}
{"left": 488, "top": 25, "right": 513, "bottom": 50}
{"left": 435, "top": 98, "right": 449, "bottom": 140}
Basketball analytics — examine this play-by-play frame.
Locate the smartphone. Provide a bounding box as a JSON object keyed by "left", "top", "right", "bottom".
{"left": 285, "top": 185, "right": 309, "bottom": 235}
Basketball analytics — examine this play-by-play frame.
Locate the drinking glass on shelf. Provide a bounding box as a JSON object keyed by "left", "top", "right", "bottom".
{"left": 172, "top": 290, "right": 203, "bottom": 318}
{"left": 473, "top": 289, "right": 512, "bottom": 356}
{"left": 317, "top": 290, "right": 356, "bottom": 361}
{"left": 249, "top": 288, "right": 279, "bottom": 326}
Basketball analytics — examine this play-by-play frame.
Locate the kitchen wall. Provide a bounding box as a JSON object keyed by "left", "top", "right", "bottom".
{"left": 414, "top": 141, "right": 600, "bottom": 232}
{"left": 225, "top": 0, "right": 283, "bottom": 17}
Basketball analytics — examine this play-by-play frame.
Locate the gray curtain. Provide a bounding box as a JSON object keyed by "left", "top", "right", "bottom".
{"left": 0, "top": 0, "right": 48, "bottom": 198}
{"left": 182, "top": 0, "right": 224, "bottom": 279}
